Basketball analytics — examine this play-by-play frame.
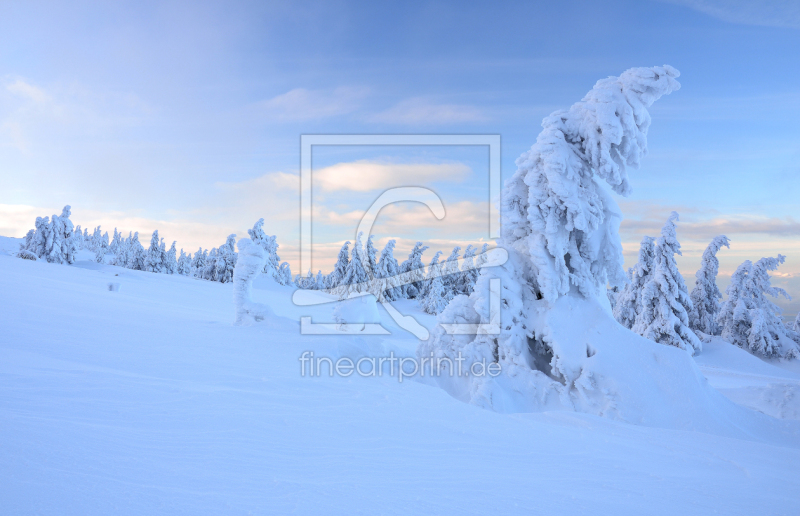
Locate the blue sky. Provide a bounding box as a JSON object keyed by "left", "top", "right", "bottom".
{"left": 1, "top": 0, "right": 799, "bottom": 312}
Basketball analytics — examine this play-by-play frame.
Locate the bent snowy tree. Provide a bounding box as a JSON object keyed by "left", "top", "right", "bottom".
{"left": 419, "top": 66, "right": 735, "bottom": 420}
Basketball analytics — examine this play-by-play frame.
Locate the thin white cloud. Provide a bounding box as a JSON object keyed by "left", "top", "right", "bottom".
{"left": 660, "top": 0, "right": 800, "bottom": 29}
{"left": 5, "top": 78, "right": 51, "bottom": 103}
{"left": 314, "top": 160, "right": 471, "bottom": 192}
{"left": 369, "top": 97, "right": 487, "bottom": 125}
{"left": 260, "top": 86, "right": 369, "bottom": 121}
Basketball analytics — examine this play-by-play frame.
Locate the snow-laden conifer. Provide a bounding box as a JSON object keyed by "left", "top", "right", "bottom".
{"left": 145, "top": 231, "right": 164, "bottom": 273}
{"left": 326, "top": 241, "right": 350, "bottom": 289}
{"left": 793, "top": 312, "right": 800, "bottom": 334}
{"left": 277, "top": 262, "right": 292, "bottom": 286}
{"left": 613, "top": 236, "right": 656, "bottom": 329}
{"left": 165, "top": 241, "right": 178, "bottom": 274}
{"left": 177, "top": 249, "right": 191, "bottom": 276}
{"left": 689, "top": 235, "right": 730, "bottom": 335}
{"left": 398, "top": 242, "right": 428, "bottom": 299}
{"left": 247, "top": 218, "right": 282, "bottom": 280}
{"left": 191, "top": 247, "right": 205, "bottom": 276}
{"left": 127, "top": 232, "right": 146, "bottom": 271}
{"left": 420, "top": 66, "right": 683, "bottom": 411}
{"left": 46, "top": 206, "right": 77, "bottom": 264}
{"left": 376, "top": 239, "right": 402, "bottom": 301}
{"left": 364, "top": 234, "right": 378, "bottom": 277}
{"left": 421, "top": 251, "right": 443, "bottom": 299}
{"left": 336, "top": 233, "right": 369, "bottom": 298}
{"left": 214, "top": 235, "right": 238, "bottom": 283}
{"left": 441, "top": 246, "right": 461, "bottom": 300}
{"left": 633, "top": 213, "right": 701, "bottom": 355}
{"left": 718, "top": 256, "right": 800, "bottom": 359}
{"left": 458, "top": 244, "right": 479, "bottom": 296}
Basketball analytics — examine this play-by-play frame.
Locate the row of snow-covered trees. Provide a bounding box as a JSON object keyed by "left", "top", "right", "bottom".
{"left": 17, "top": 208, "right": 294, "bottom": 286}
{"left": 293, "top": 232, "right": 489, "bottom": 315}
{"left": 611, "top": 212, "right": 800, "bottom": 360}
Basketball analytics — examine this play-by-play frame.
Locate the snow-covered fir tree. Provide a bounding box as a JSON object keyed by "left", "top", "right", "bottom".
{"left": 46, "top": 206, "right": 77, "bottom": 264}
{"left": 421, "top": 251, "right": 443, "bottom": 299}
{"left": 689, "top": 235, "right": 730, "bottom": 336}
{"left": 176, "top": 249, "right": 191, "bottom": 276}
{"left": 441, "top": 246, "right": 461, "bottom": 300}
{"left": 145, "top": 231, "right": 164, "bottom": 273}
{"left": 214, "top": 235, "right": 238, "bottom": 283}
{"left": 613, "top": 236, "right": 656, "bottom": 329}
{"left": 165, "top": 241, "right": 178, "bottom": 274}
{"left": 32, "top": 216, "right": 49, "bottom": 258}
{"left": 314, "top": 271, "right": 325, "bottom": 290}
{"left": 336, "top": 233, "right": 369, "bottom": 298}
{"left": 717, "top": 255, "right": 800, "bottom": 359}
{"left": 457, "top": 244, "right": 479, "bottom": 296}
{"left": 633, "top": 213, "right": 702, "bottom": 355}
{"left": 127, "top": 232, "right": 146, "bottom": 271}
{"left": 190, "top": 247, "right": 205, "bottom": 276}
{"left": 794, "top": 312, "right": 800, "bottom": 334}
{"left": 94, "top": 231, "right": 109, "bottom": 264}
{"left": 420, "top": 65, "right": 682, "bottom": 409}
{"left": 375, "top": 239, "right": 402, "bottom": 301}
{"left": 73, "top": 225, "right": 83, "bottom": 249}
{"left": 201, "top": 248, "right": 219, "bottom": 281}
{"left": 422, "top": 272, "right": 448, "bottom": 315}
{"left": 277, "top": 262, "right": 292, "bottom": 286}
{"left": 247, "top": 218, "right": 282, "bottom": 280}
{"left": 607, "top": 286, "right": 620, "bottom": 311}
{"left": 364, "top": 234, "right": 378, "bottom": 277}
{"left": 109, "top": 228, "right": 121, "bottom": 255}
{"left": 398, "top": 242, "right": 428, "bottom": 299}
{"left": 326, "top": 241, "right": 350, "bottom": 290}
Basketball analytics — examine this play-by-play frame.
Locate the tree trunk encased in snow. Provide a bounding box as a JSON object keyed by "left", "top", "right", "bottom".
{"left": 232, "top": 238, "right": 274, "bottom": 326}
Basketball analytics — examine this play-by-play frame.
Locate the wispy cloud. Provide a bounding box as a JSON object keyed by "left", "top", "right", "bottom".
{"left": 368, "top": 97, "right": 487, "bottom": 125}
{"left": 259, "top": 86, "right": 368, "bottom": 121}
{"left": 313, "top": 160, "right": 471, "bottom": 192}
{"left": 659, "top": 0, "right": 800, "bottom": 29}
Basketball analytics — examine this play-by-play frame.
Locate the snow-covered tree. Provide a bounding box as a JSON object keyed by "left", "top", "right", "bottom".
{"left": 613, "top": 236, "right": 656, "bottom": 329}
{"left": 94, "top": 232, "right": 109, "bottom": 264}
{"left": 73, "top": 225, "right": 83, "bottom": 249}
{"left": 457, "top": 244, "right": 479, "bottom": 296}
{"left": 191, "top": 247, "right": 206, "bottom": 276}
{"left": 607, "top": 286, "right": 620, "bottom": 311}
{"left": 46, "top": 206, "right": 77, "bottom": 264}
{"left": 421, "top": 251, "right": 443, "bottom": 299}
{"left": 793, "top": 312, "right": 800, "bottom": 334}
{"left": 441, "top": 246, "right": 461, "bottom": 300}
{"left": 277, "top": 262, "right": 292, "bottom": 286}
{"left": 127, "top": 232, "right": 146, "bottom": 271}
{"left": 364, "top": 234, "right": 378, "bottom": 276}
{"left": 632, "top": 213, "right": 701, "bottom": 355}
{"left": 177, "top": 249, "right": 191, "bottom": 276}
{"left": 689, "top": 235, "right": 730, "bottom": 335}
{"left": 336, "top": 233, "right": 369, "bottom": 298}
{"left": 375, "top": 239, "right": 402, "bottom": 301}
{"left": 110, "top": 228, "right": 121, "bottom": 255}
{"left": 201, "top": 248, "right": 219, "bottom": 280}
{"left": 32, "top": 216, "right": 49, "bottom": 258}
{"left": 718, "top": 256, "right": 800, "bottom": 359}
{"left": 247, "top": 218, "right": 281, "bottom": 280}
{"left": 144, "top": 231, "right": 164, "bottom": 273}
{"left": 326, "top": 241, "right": 350, "bottom": 289}
{"left": 314, "top": 271, "right": 325, "bottom": 290}
{"left": 232, "top": 238, "right": 273, "bottom": 325}
{"left": 422, "top": 273, "right": 449, "bottom": 315}
{"left": 165, "top": 241, "right": 178, "bottom": 274}
{"left": 214, "top": 234, "right": 238, "bottom": 283}
{"left": 502, "top": 67, "right": 680, "bottom": 302}
{"left": 398, "top": 242, "right": 428, "bottom": 299}
{"left": 420, "top": 65, "right": 683, "bottom": 411}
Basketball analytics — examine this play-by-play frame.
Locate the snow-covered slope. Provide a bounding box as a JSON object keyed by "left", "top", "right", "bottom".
{"left": 2, "top": 253, "right": 800, "bottom": 515}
